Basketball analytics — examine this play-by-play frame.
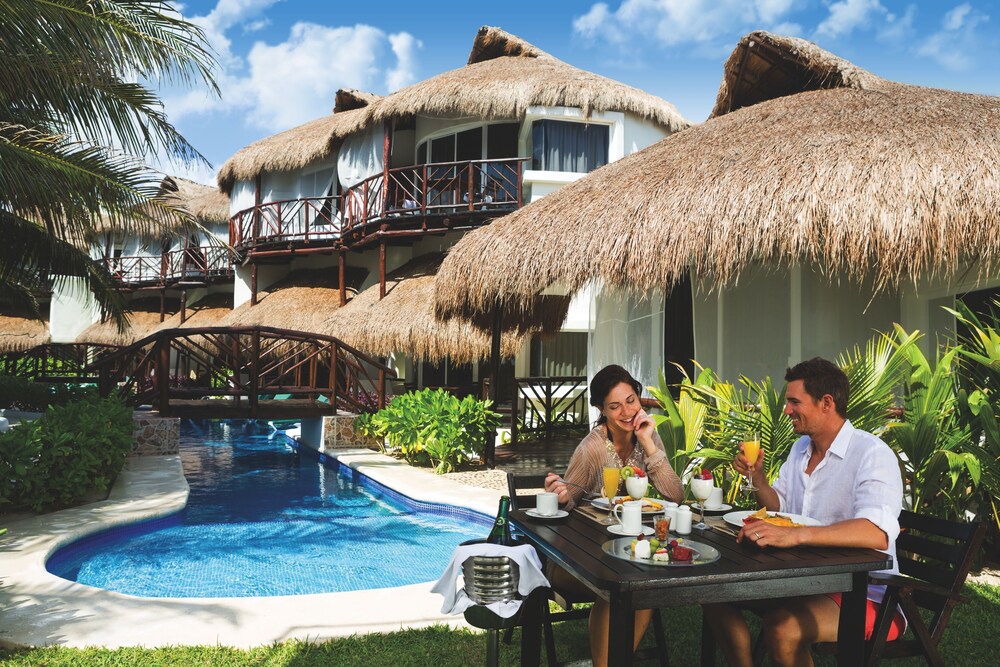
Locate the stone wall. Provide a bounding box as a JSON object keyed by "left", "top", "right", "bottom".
{"left": 322, "top": 414, "right": 380, "bottom": 451}
{"left": 132, "top": 413, "right": 180, "bottom": 455}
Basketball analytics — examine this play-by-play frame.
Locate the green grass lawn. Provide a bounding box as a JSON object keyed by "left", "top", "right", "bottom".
{"left": 2, "top": 583, "right": 997, "bottom": 666}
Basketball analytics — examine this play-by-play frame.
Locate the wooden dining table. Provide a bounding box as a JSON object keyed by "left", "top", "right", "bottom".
{"left": 511, "top": 506, "right": 893, "bottom": 667}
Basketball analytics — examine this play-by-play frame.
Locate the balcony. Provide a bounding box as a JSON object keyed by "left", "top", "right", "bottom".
{"left": 106, "top": 247, "right": 233, "bottom": 288}
{"left": 229, "top": 157, "right": 527, "bottom": 254}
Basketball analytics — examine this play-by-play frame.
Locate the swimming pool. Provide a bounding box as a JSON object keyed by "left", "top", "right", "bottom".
{"left": 46, "top": 420, "right": 490, "bottom": 597}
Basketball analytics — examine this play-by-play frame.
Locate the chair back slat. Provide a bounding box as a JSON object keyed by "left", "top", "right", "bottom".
{"left": 896, "top": 532, "right": 965, "bottom": 565}
{"left": 899, "top": 510, "right": 980, "bottom": 541}
{"left": 507, "top": 472, "right": 548, "bottom": 511}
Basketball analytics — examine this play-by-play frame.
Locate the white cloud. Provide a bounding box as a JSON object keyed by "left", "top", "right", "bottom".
{"left": 771, "top": 21, "right": 804, "bottom": 36}
{"left": 816, "top": 0, "right": 886, "bottom": 38}
{"left": 166, "top": 0, "right": 420, "bottom": 133}
{"left": 244, "top": 18, "right": 270, "bottom": 34}
{"left": 573, "top": 0, "right": 803, "bottom": 48}
{"left": 386, "top": 32, "right": 422, "bottom": 91}
{"left": 917, "top": 3, "right": 989, "bottom": 69}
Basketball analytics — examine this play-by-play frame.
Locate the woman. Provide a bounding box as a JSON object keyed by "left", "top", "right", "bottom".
{"left": 545, "top": 364, "right": 684, "bottom": 667}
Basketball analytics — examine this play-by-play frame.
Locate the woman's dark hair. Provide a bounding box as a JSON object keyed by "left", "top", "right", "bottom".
{"left": 784, "top": 357, "right": 850, "bottom": 418}
{"left": 590, "top": 365, "right": 642, "bottom": 425}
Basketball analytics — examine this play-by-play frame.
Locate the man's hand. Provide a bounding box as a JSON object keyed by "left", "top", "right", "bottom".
{"left": 737, "top": 521, "right": 803, "bottom": 548}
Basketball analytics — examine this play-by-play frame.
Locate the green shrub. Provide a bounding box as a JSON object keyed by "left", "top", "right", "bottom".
{"left": 0, "top": 395, "right": 133, "bottom": 512}
{"left": 359, "top": 389, "right": 502, "bottom": 474}
{"left": 0, "top": 375, "right": 97, "bottom": 412}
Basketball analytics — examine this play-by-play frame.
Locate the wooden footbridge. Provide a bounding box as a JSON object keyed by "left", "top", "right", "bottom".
{"left": 87, "top": 326, "right": 394, "bottom": 419}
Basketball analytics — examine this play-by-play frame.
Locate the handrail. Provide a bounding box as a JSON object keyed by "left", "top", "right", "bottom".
{"left": 511, "top": 375, "right": 589, "bottom": 443}
{"left": 87, "top": 325, "right": 396, "bottom": 417}
{"left": 229, "top": 195, "right": 342, "bottom": 250}
{"left": 0, "top": 343, "right": 119, "bottom": 382}
{"left": 104, "top": 246, "right": 233, "bottom": 287}
{"left": 228, "top": 157, "right": 529, "bottom": 252}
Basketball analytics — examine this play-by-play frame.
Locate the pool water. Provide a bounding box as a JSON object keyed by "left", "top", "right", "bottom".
{"left": 46, "top": 420, "right": 489, "bottom": 597}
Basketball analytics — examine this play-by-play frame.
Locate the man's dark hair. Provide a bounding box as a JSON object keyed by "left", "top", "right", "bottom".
{"left": 784, "top": 357, "right": 849, "bottom": 418}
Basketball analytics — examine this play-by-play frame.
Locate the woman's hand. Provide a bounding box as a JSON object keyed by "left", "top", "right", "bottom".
{"left": 544, "top": 472, "right": 572, "bottom": 505}
{"left": 633, "top": 409, "right": 656, "bottom": 451}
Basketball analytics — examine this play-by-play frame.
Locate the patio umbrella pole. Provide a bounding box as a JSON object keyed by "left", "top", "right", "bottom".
{"left": 485, "top": 300, "right": 503, "bottom": 468}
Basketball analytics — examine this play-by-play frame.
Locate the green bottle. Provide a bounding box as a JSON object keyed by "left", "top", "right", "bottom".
{"left": 486, "top": 495, "right": 512, "bottom": 545}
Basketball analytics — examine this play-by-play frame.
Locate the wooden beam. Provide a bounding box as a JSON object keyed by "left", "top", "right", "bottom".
{"left": 379, "top": 237, "right": 386, "bottom": 299}
{"left": 251, "top": 262, "right": 258, "bottom": 306}
{"left": 485, "top": 301, "right": 503, "bottom": 468}
{"left": 339, "top": 249, "right": 347, "bottom": 306}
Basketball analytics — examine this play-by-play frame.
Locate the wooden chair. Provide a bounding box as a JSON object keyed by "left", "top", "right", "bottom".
{"left": 506, "top": 472, "right": 669, "bottom": 667}
{"left": 813, "top": 510, "right": 986, "bottom": 666}
{"left": 711, "top": 510, "right": 987, "bottom": 667}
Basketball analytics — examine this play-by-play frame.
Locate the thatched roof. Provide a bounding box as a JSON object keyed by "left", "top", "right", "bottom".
{"left": 710, "top": 31, "right": 883, "bottom": 118}
{"left": 157, "top": 176, "right": 230, "bottom": 226}
{"left": 154, "top": 292, "right": 234, "bottom": 331}
{"left": 217, "top": 92, "right": 379, "bottom": 194}
{"left": 361, "top": 26, "right": 689, "bottom": 133}
{"left": 435, "top": 31, "right": 1000, "bottom": 318}
{"left": 329, "top": 253, "right": 568, "bottom": 363}
{"left": 75, "top": 297, "right": 177, "bottom": 346}
{"left": 0, "top": 313, "right": 49, "bottom": 353}
{"left": 220, "top": 268, "right": 365, "bottom": 334}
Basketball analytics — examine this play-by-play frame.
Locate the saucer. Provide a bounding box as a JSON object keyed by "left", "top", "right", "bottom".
{"left": 692, "top": 502, "right": 733, "bottom": 513}
{"left": 525, "top": 508, "right": 569, "bottom": 520}
{"left": 607, "top": 524, "right": 654, "bottom": 536}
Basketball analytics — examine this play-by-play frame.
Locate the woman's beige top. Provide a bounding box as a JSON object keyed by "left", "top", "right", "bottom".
{"left": 561, "top": 425, "right": 684, "bottom": 510}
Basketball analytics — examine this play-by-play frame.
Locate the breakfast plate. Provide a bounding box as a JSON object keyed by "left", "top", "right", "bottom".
{"left": 722, "top": 510, "right": 821, "bottom": 528}
{"left": 525, "top": 508, "right": 569, "bottom": 520}
{"left": 591, "top": 496, "right": 664, "bottom": 515}
{"left": 691, "top": 502, "right": 733, "bottom": 513}
{"left": 607, "top": 524, "right": 654, "bottom": 537}
{"left": 601, "top": 537, "right": 721, "bottom": 567}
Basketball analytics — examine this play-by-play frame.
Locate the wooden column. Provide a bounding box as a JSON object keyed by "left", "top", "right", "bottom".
{"left": 156, "top": 336, "right": 170, "bottom": 417}
{"left": 251, "top": 262, "right": 258, "bottom": 306}
{"left": 382, "top": 120, "right": 392, "bottom": 217}
{"left": 379, "top": 237, "right": 386, "bottom": 299}
{"left": 159, "top": 289, "right": 166, "bottom": 322}
{"left": 179, "top": 288, "right": 187, "bottom": 324}
{"left": 485, "top": 301, "right": 503, "bottom": 468}
{"left": 338, "top": 249, "right": 347, "bottom": 306}
{"left": 248, "top": 329, "right": 260, "bottom": 416}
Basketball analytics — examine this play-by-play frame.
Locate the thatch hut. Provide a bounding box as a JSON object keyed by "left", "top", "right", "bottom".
{"left": 0, "top": 312, "right": 50, "bottom": 353}
{"left": 435, "top": 31, "right": 1000, "bottom": 382}
{"left": 217, "top": 90, "right": 379, "bottom": 195}
{"left": 75, "top": 297, "right": 178, "bottom": 346}
{"left": 327, "top": 253, "right": 568, "bottom": 364}
{"left": 355, "top": 26, "right": 689, "bottom": 133}
{"left": 220, "top": 268, "right": 365, "bottom": 335}
{"left": 155, "top": 292, "right": 234, "bottom": 331}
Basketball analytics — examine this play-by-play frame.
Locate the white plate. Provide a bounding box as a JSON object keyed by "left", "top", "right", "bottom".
{"left": 591, "top": 497, "right": 665, "bottom": 515}
{"left": 602, "top": 537, "right": 722, "bottom": 567}
{"left": 607, "top": 524, "right": 654, "bottom": 536}
{"left": 525, "top": 508, "right": 569, "bottom": 520}
{"left": 722, "top": 510, "right": 821, "bottom": 528}
{"left": 692, "top": 502, "right": 733, "bottom": 512}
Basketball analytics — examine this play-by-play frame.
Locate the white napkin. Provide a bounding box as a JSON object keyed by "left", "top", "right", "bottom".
{"left": 431, "top": 543, "right": 549, "bottom": 618}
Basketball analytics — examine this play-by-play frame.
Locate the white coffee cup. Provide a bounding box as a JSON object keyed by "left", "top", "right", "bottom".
{"left": 612, "top": 499, "right": 644, "bottom": 534}
{"left": 705, "top": 487, "right": 725, "bottom": 510}
{"left": 536, "top": 492, "right": 559, "bottom": 516}
{"left": 674, "top": 505, "right": 692, "bottom": 535}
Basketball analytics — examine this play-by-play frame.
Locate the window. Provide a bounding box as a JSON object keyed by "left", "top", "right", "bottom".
{"left": 531, "top": 120, "right": 609, "bottom": 173}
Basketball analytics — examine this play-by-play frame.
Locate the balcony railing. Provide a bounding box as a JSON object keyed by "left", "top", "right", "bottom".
{"left": 105, "top": 246, "right": 232, "bottom": 287}
{"left": 229, "top": 158, "right": 526, "bottom": 252}
{"left": 229, "top": 196, "right": 342, "bottom": 251}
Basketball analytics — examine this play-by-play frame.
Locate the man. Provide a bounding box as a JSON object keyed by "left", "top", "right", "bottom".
{"left": 703, "top": 357, "right": 905, "bottom": 667}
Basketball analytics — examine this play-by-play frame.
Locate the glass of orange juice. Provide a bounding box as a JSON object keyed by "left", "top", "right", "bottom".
{"left": 740, "top": 436, "right": 761, "bottom": 493}
{"left": 601, "top": 466, "right": 621, "bottom": 525}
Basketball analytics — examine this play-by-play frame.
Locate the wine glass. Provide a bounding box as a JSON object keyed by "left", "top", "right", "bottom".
{"left": 740, "top": 436, "right": 761, "bottom": 494}
{"left": 600, "top": 466, "right": 621, "bottom": 526}
{"left": 690, "top": 476, "right": 714, "bottom": 531}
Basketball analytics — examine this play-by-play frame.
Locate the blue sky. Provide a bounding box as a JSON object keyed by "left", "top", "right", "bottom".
{"left": 163, "top": 0, "right": 1000, "bottom": 185}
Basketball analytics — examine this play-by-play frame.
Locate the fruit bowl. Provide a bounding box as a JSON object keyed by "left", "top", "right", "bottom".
{"left": 625, "top": 475, "right": 649, "bottom": 499}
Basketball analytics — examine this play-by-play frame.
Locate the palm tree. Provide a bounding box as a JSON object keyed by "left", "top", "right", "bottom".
{"left": 0, "top": 0, "right": 218, "bottom": 326}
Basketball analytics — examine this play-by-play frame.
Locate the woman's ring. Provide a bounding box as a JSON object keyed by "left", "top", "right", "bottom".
{"left": 755, "top": 531, "right": 761, "bottom": 540}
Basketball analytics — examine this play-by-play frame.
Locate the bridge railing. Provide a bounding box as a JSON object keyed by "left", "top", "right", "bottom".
{"left": 87, "top": 326, "right": 395, "bottom": 417}
{"left": 0, "top": 343, "right": 119, "bottom": 383}
{"left": 511, "top": 375, "right": 589, "bottom": 443}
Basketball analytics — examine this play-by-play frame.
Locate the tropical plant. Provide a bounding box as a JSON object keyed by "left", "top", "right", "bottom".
{"left": 0, "top": 0, "right": 218, "bottom": 326}
{"left": 647, "top": 364, "right": 712, "bottom": 477}
{"left": 0, "top": 395, "right": 133, "bottom": 511}
{"left": 355, "top": 388, "right": 503, "bottom": 474}
{"left": 882, "top": 326, "right": 980, "bottom": 518}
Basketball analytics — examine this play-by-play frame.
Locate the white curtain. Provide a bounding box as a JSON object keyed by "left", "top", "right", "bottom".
{"left": 588, "top": 288, "right": 664, "bottom": 421}
{"left": 338, "top": 125, "right": 384, "bottom": 189}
